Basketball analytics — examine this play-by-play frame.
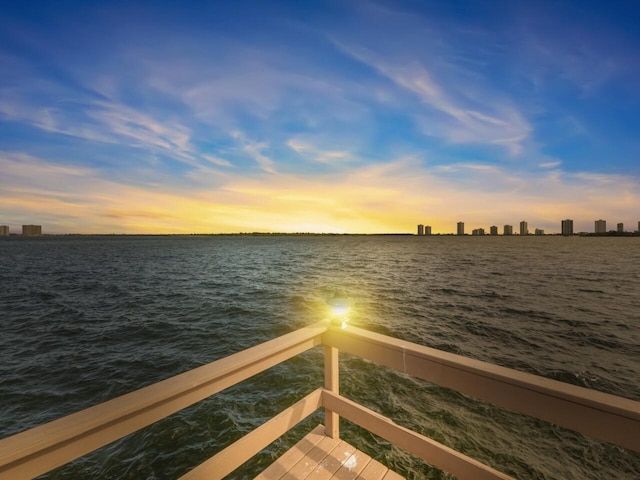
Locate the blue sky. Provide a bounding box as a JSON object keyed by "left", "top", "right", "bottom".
{"left": 1, "top": 0, "right": 639, "bottom": 233}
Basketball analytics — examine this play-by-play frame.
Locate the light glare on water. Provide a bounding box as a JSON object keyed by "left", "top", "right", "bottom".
{"left": 0, "top": 235, "right": 639, "bottom": 479}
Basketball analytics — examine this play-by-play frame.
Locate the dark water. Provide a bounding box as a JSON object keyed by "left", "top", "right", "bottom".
{"left": 1, "top": 235, "right": 639, "bottom": 479}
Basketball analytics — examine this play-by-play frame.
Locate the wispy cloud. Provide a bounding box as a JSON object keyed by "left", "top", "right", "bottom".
{"left": 333, "top": 41, "right": 531, "bottom": 156}
{"left": 231, "top": 131, "right": 277, "bottom": 174}
{"left": 0, "top": 91, "right": 198, "bottom": 165}
{"left": 88, "top": 101, "right": 192, "bottom": 152}
{"left": 202, "top": 154, "right": 233, "bottom": 168}
{"left": 539, "top": 161, "right": 562, "bottom": 169}
{"left": 514, "top": 2, "right": 636, "bottom": 96}
{"left": 287, "top": 138, "right": 352, "bottom": 165}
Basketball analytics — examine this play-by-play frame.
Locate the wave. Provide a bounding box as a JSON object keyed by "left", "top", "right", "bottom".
{"left": 1, "top": 235, "right": 639, "bottom": 479}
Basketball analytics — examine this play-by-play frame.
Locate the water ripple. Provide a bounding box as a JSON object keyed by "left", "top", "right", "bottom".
{"left": 0, "top": 235, "right": 639, "bottom": 479}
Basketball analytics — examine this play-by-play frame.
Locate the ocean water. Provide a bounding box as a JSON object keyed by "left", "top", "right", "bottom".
{"left": 0, "top": 235, "right": 639, "bottom": 479}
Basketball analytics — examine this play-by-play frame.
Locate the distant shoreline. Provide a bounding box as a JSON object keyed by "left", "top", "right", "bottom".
{"left": 1, "top": 232, "right": 414, "bottom": 237}
{"left": 2, "top": 232, "right": 639, "bottom": 237}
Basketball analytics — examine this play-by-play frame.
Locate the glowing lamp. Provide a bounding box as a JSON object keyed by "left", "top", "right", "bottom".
{"left": 329, "top": 298, "right": 350, "bottom": 328}
{"left": 331, "top": 305, "right": 349, "bottom": 317}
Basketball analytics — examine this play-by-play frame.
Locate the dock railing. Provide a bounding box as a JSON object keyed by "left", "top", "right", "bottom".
{"left": 1, "top": 321, "right": 639, "bottom": 479}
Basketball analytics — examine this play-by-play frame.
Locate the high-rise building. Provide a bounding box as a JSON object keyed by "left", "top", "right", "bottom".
{"left": 490, "top": 226, "right": 498, "bottom": 235}
{"left": 457, "top": 222, "right": 464, "bottom": 236}
{"left": 520, "top": 221, "right": 528, "bottom": 236}
{"left": 0, "top": 225, "right": 9, "bottom": 236}
{"left": 595, "top": 219, "right": 606, "bottom": 234}
{"left": 425, "top": 226, "right": 432, "bottom": 236}
{"left": 638, "top": 221, "right": 640, "bottom": 233}
{"left": 503, "top": 225, "right": 513, "bottom": 235}
{"left": 472, "top": 228, "right": 485, "bottom": 236}
{"left": 22, "top": 225, "right": 42, "bottom": 236}
{"left": 417, "top": 224, "right": 424, "bottom": 236}
{"left": 617, "top": 223, "right": 624, "bottom": 233}
{"left": 535, "top": 228, "right": 544, "bottom": 235}
{"left": 561, "top": 219, "right": 573, "bottom": 236}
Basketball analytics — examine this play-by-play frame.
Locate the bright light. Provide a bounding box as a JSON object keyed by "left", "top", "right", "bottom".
{"left": 329, "top": 298, "right": 350, "bottom": 328}
{"left": 331, "top": 305, "right": 349, "bottom": 317}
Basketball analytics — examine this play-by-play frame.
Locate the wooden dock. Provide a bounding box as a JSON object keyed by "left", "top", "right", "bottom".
{"left": 256, "top": 425, "right": 403, "bottom": 480}
{"left": 1, "top": 320, "right": 639, "bottom": 479}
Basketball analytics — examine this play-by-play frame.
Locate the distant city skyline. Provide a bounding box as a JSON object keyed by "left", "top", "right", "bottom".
{"left": 3, "top": 217, "right": 640, "bottom": 236}
{"left": 416, "top": 218, "right": 640, "bottom": 235}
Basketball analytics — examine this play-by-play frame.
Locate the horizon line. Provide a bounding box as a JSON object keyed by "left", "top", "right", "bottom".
{"left": 3, "top": 231, "right": 640, "bottom": 237}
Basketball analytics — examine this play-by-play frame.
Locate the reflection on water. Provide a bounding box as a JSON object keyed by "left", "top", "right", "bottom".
{"left": 0, "top": 235, "right": 639, "bottom": 479}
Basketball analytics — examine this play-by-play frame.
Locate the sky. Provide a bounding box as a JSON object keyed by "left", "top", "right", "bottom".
{"left": 1, "top": 0, "right": 639, "bottom": 234}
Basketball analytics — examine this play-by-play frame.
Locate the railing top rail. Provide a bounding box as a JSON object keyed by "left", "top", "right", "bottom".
{"left": 326, "top": 325, "right": 640, "bottom": 415}
{"left": 0, "top": 321, "right": 329, "bottom": 479}
{"left": 323, "top": 324, "right": 640, "bottom": 453}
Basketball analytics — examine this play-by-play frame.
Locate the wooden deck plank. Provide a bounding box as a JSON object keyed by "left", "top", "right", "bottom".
{"left": 281, "top": 435, "right": 342, "bottom": 480}
{"left": 381, "top": 470, "right": 404, "bottom": 480}
{"left": 330, "top": 448, "right": 372, "bottom": 480}
{"left": 356, "top": 461, "right": 389, "bottom": 480}
{"left": 256, "top": 425, "right": 327, "bottom": 480}
{"left": 256, "top": 426, "right": 404, "bottom": 480}
{"left": 305, "top": 440, "right": 356, "bottom": 479}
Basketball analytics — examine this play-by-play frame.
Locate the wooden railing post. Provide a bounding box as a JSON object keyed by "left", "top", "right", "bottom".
{"left": 324, "top": 344, "right": 339, "bottom": 439}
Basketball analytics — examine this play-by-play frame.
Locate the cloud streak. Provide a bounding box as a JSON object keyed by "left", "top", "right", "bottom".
{"left": 333, "top": 41, "right": 531, "bottom": 156}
